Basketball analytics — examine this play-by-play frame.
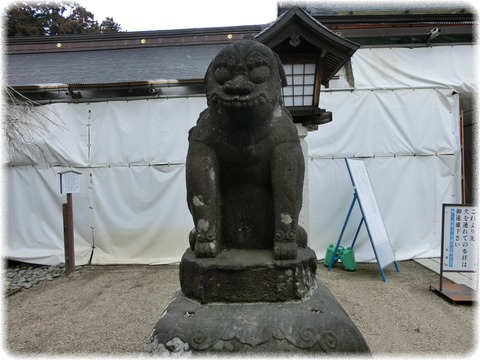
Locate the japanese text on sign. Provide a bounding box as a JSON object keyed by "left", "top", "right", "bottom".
{"left": 442, "top": 205, "right": 477, "bottom": 272}
{"left": 60, "top": 171, "right": 80, "bottom": 194}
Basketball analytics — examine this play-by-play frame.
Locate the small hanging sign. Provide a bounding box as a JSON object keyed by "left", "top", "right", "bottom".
{"left": 58, "top": 170, "right": 82, "bottom": 194}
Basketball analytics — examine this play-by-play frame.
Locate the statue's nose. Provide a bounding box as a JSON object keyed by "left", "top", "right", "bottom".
{"left": 223, "top": 74, "right": 253, "bottom": 96}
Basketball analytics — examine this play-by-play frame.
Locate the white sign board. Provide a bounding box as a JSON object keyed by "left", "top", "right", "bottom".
{"left": 59, "top": 171, "right": 81, "bottom": 194}
{"left": 442, "top": 204, "right": 478, "bottom": 272}
{"left": 346, "top": 159, "right": 396, "bottom": 269}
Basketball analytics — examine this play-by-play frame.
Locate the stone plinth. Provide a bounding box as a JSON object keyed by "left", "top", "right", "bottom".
{"left": 143, "top": 278, "right": 371, "bottom": 355}
{"left": 180, "top": 247, "right": 317, "bottom": 303}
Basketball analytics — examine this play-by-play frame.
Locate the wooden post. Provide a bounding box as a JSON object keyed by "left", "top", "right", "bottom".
{"left": 63, "top": 193, "right": 75, "bottom": 275}
{"left": 59, "top": 170, "right": 81, "bottom": 275}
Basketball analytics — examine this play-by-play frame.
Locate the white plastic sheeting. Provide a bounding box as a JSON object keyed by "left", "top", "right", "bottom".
{"left": 5, "top": 46, "right": 473, "bottom": 265}
{"left": 352, "top": 46, "right": 475, "bottom": 96}
{"left": 7, "top": 166, "right": 93, "bottom": 265}
{"left": 306, "top": 45, "right": 471, "bottom": 262}
{"left": 6, "top": 98, "right": 205, "bottom": 265}
{"left": 307, "top": 89, "right": 461, "bottom": 262}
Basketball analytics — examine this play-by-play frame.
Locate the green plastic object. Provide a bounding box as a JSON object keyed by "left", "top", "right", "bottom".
{"left": 340, "top": 247, "right": 357, "bottom": 271}
{"left": 324, "top": 244, "right": 356, "bottom": 271}
{"left": 324, "top": 244, "right": 343, "bottom": 267}
{"left": 324, "top": 244, "right": 335, "bottom": 267}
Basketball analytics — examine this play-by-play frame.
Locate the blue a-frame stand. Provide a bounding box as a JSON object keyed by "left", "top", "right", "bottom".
{"left": 327, "top": 159, "right": 400, "bottom": 282}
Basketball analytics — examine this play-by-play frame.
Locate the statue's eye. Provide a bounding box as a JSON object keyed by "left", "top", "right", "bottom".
{"left": 214, "top": 67, "right": 232, "bottom": 85}
{"left": 249, "top": 65, "right": 270, "bottom": 84}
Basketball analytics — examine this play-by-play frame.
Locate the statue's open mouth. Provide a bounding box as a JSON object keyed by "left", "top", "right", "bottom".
{"left": 209, "top": 93, "right": 270, "bottom": 108}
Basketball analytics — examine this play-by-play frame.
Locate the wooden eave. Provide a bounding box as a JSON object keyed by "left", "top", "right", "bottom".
{"left": 6, "top": 25, "right": 262, "bottom": 55}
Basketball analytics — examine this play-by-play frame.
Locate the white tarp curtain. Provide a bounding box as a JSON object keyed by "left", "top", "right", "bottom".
{"left": 352, "top": 46, "right": 475, "bottom": 95}
{"left": 308, "top": 45, "right": 473, "bottom": 263}
{"left": 308, "top": 88, "right": 461, "bottom": 262}
{"left": 6, "top": 98, "right": 205, "bottom": 265}
{"left": 5, "top": 46, "right": 473, "bottom": 265}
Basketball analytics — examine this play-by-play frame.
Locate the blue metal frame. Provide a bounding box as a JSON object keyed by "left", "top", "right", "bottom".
{"left": 327, "top": 159, "right": 400, "bottom": 282}
{"left": 327, "top": 192, "right": 358, "bottom": 272}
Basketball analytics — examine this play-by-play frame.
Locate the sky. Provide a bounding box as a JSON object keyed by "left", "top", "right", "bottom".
{"left": 77, "top": 0, "right": 279, "bottom": 32}
{"left": 6, "top": 0, "right": 472, "bottom": 32}
{"left": 70, "top": 0, "right": 476, "bottom": 32}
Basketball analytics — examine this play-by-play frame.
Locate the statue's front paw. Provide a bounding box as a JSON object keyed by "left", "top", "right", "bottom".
{"left": 194, "top": 241, "right": 219, "bottom": 258}
{"left": 273, "top": 230, "right": 297, "bottom": 260}
{"left": 193, "top": 232, "right": 219, "bottom": 258}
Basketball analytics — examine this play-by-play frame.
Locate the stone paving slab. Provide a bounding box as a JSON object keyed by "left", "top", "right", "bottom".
{"left": 414, "top": 257, "right": 478, "bottom": 290}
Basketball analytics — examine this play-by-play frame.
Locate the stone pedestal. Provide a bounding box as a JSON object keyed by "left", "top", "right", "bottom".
{"left": 143, "top": 248, "right": 371, "bottom": 355}
{"left": 143, "top": 278, "right": 370, "bottom": 355}
{"left": 180, "top": 248, "right": 317, "bottom": 303}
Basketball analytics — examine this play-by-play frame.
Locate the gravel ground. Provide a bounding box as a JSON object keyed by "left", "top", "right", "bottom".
{"left": 320, "top": 261, "right": 477, "bottom": 356}
{"left": 2, "top": 260, "right": 478, "bottom": 357}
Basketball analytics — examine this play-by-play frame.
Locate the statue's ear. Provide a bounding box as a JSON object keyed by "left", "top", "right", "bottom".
{"left": 204, "top": 63, "right": 213, "bottom": 89}
{"left": 274, "top": 53, "right": 288, "bottom": 87}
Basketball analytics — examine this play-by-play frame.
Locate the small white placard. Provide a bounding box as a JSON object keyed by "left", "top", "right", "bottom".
{"left": 59, "top": 171, "right": 81, "bottom": 194}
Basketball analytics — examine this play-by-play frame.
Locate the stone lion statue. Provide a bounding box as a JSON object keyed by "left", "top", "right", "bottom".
{"left": 186, "top": 39, "right": 307, "bottom": 260}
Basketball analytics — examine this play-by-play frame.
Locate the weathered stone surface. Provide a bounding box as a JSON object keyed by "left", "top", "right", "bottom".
{"left": 143, "top": 278, "right": 371, "bottom": 355}
{"left": 143, "top": 38, "right": 370, "bottom": 356}
{"left": 186, "top": 40, "right": 306, "bottom": 260}
{"left": 180, "top": 247, "right": 317, "bottom": 303}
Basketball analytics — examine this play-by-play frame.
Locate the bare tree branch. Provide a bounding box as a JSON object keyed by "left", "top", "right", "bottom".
{"left": 3, "top": 85, "right": 66, "bottom": 166}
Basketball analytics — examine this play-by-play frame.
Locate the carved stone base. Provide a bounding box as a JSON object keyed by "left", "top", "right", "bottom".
{"left": 180, "top": 247, "right": 317, "bottom": 303}
{"left": 142, "top": 278, "right": 371, "bottom": 355}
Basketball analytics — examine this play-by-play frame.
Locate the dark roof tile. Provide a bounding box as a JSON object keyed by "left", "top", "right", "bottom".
{"left": 6, "top": 44, "right": 224, "bottom": 86}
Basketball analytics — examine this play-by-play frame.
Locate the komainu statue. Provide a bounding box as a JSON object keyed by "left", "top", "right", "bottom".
{"left": 186, "top": 39, "right": 307, "bottom": 260}
{"left": 145, "top": 17, "right": 370, "bottom": 356}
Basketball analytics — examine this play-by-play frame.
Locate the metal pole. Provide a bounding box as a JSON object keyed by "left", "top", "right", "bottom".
{"left": 328, "top": 192, "right": 358, "bottom": 271}
{"left": 350, "top": 217, "right": 365, "bottom": 249}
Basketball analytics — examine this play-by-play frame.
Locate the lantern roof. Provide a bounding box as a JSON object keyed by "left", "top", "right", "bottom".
{"left": 255, "top": 6, "right": 360, "bottom": 86}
